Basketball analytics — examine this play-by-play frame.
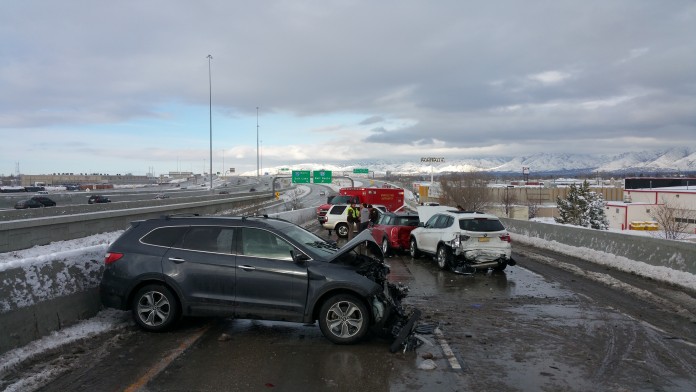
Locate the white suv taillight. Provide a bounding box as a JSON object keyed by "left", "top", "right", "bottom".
{"left": 499, "top": 234, "right": 511, "bottom": 243}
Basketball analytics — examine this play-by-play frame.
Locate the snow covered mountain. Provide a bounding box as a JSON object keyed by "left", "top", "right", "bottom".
{"left": 250, "top": 148, "right": 696, "bottom": 176}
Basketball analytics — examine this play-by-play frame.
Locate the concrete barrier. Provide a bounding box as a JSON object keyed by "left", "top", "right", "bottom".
{"left": 0, "top": 206, "right": 316, "bottom": 356}
{"left": 500, "top": 218, "right": 696, "bottom": 274}
{"left": 0, "top": 193, "right": 274, "bottom": 253}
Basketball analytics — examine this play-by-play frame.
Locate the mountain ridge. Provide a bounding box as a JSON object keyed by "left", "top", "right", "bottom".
{"left": 250, "top": 147, "right": 696, "bottom": 176}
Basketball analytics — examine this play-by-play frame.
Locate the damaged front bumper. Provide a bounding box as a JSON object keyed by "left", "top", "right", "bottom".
{"left": 371, "top": 279, "right": 423, "bottom": 352}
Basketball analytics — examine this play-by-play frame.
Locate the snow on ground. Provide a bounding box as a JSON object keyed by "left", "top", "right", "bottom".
{"left": 0, "top": 309, "right": 132, "bottom": 392}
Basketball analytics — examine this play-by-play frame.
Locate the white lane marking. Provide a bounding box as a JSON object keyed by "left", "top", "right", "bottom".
{"left": 434, "top": 327, "right": 462, "bottom": 370}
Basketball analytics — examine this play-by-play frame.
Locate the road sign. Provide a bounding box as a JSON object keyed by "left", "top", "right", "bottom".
{"left": 313, "top": 170, "right": 332, "bottom": 184}
{"left": 292, "top": 170, "right": 311, "bottom": 183}
{"left": 353, "top": 168, "right": 369, "bottom": 174}
{"left": 279, "top": 168, "right": 289, "bottom": 171}
{"left": 420, "top": 157, "right": 445, "bottom": 163}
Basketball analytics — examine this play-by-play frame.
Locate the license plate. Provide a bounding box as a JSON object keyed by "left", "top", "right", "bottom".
{"left": 478, "top": 237, "right": 490, "bottom": 242}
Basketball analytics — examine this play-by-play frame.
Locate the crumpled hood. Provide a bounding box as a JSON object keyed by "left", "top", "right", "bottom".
{"left": 327, "top": 229, "right": 384, "bottom": 263}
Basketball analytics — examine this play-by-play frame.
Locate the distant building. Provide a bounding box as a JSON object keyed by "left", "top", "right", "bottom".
{"left": 15, "top": 173, "right": 153, "bottom": 186}
{"left": 606, "top": 181, "right": 696, "bottom": 233}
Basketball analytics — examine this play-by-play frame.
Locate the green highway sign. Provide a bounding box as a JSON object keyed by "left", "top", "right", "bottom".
{"left": 353, "top": 168, "right": 369, "bottom": 174}
{"left": 313, "top": 170, "right": 333, "bottom": 184}
{"left": 291, "top": 170, "right": 311, "bottom": 183}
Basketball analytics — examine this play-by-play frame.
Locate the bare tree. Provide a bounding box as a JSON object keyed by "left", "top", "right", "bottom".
{"left": 500, "top": 186, "right": 518, "bottom": 217}
{"left": 650, "top": 197, "right": 696, "bottom": 240}
{"left": 524, "top": 187, "right": 542, "bottom": 219}
{"left": 439, "top": 171, "right": 492, "bottom": 211}
{"left": 286, "top": 188, "right": 304, "bottom": 211}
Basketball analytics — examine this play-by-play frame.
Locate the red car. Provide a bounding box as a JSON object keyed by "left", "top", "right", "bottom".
{"left": 370, "top": 212, "right": 420, "bottom": 256}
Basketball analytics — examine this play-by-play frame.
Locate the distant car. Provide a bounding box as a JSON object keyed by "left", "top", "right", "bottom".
{"left": 88, "top": 195, "right": 111, "bottom": 204}
{"left": 14, "top": 199, "right": 44, "bottom": 209}
{"left": 409, "top": 207, "right": 514, "bottom": 273}
{"left": 36, "top": 191, "right": 50, "bottom": 195}
{"left": 319, "top": 191, "right": 326, "bottom": 196}
{"left": 218, "top": 190, "right": 230, "bottom": 194}
{"left": 154, "top": 193, "right": 169, "bottom": 199}
{"left": 249, "top": 188, "right": 256, "bottom": 192}
{"left": 370, "top": 212, "right": 420, "bottom": 256}
{"left": 30, "top": 196, "right": 57, "bottom": 207}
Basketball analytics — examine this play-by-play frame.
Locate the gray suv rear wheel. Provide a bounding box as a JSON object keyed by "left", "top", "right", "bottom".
{"left": 132, "top": 284, "right": 179, "bottom": 331}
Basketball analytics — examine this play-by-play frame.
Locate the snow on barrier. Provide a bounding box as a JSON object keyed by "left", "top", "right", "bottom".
{"left": 500, "top": 218, "right": 696, "bottom": 275}
{"left": 0, "top": 207, "right": 317, "bottom": 356}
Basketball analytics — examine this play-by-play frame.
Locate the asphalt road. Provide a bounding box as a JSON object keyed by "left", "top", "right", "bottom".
{"left": 5, "top": 225, "right": 696, "bottom": 391}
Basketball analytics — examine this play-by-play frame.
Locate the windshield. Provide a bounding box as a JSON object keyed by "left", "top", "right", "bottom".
{"left": 278, "top": 224, "right": 339, "bottom": 260}
{"left": 331, "top": 195, "right": 354, "bottom": 204}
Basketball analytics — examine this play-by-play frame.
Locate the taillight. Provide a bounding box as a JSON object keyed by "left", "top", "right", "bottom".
{"left": 499, "top": 234, "right": 511, "bottom": 243}
{"left": 104, "top": 252, "right": 124, "bottom": 264}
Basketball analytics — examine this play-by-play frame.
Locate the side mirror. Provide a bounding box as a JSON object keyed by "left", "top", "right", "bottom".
{"left": 291, "top": 250, "right": 310, "bottom": 264}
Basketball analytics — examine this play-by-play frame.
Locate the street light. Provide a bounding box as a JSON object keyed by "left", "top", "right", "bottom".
{"left": 256, "top": 106, "right": 260, "bottom": 178}
{"left": 207, "top": 54, "right": 213, "bottom": 190}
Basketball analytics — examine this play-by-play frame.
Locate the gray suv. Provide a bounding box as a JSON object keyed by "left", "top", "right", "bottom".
{"left": 100, "top": 215, "right": 419, "bottom": 347}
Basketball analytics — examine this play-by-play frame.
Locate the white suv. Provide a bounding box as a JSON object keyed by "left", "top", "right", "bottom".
{"left": 320, "top": 204, "right": 355, "bottom": 238}
{"left": 320, "top": 204, "right": 387, "bottom": 238}
{"left": 409, "top": 207, "right": 514, "bottom": 273}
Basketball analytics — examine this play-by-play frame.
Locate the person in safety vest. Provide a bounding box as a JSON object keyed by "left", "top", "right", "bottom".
{"left": 345, "top": 202, "right": 359, "bottom": 240}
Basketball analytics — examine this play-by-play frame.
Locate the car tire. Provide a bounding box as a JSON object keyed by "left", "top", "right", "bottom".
{"left": 436, "top": 245, "right": 452, "bottom": 270}
{"left": 409, "top": 238, "right": 420, "bottom": 259}
{"left": 493, "top": 263, "right": 507, "bottom": 272}
{"left": 381, "top": 237, "right": 390, "bottom": 256}
{"left": 318, "top": 294, "right": 370, "bottom": 345}
{"left": 336, "top": 223, "right": 349, "bottom": 238}
{"left": 132, "top": 284, "right": 180, "bottom": 332}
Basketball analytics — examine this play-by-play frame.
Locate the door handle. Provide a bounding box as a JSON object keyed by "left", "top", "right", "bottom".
{"left": 168, "top": 257, "right": 186, "bottom": 263}
{"left": 239, "top": 265, "right": 256, "bottom": 271}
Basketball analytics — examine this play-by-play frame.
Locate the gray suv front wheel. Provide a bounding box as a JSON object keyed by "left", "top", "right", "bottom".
{"left": 319, "top": 294, "right": 369, "bottom": 344}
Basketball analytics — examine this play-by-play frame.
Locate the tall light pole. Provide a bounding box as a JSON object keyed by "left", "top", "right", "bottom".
{"left": 207, "top": 54, "right": 213, "bottom": 190}
{"left": 256, "top": 106, "right": 260, "bottom": 178}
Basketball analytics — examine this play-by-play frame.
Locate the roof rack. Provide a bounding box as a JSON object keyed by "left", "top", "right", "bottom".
{"left": 241, "top": 214, "right": 270, "bottom": 221}
{"left": 161, "top": 213, "right": 200, "bottom": 220}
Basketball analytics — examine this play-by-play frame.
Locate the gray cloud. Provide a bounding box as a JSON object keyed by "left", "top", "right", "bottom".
{"left": 1, "top": 0, "right": 695, "bottom": 174}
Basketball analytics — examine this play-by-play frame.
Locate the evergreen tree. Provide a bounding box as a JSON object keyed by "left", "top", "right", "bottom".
{"left": 555, "top": 181, "right": 608, "bottom": 230}
{"left": 586, "top": 188, "right": 609, "bottom": 230}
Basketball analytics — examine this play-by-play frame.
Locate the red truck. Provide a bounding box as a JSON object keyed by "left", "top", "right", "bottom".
{"left": 316, "top": 186, "right": 405, "bottom": 221}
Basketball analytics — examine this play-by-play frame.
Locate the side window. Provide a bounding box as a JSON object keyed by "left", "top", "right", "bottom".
{"left": 141, "top": 226, "right": 190, "bottom": 247}
{"left": 241, "top": 228, "right": 294, "bottom": 260}
{"left": 330, "top": 205, "right": 347, "bottom": 215}
{"left": 176, "top": 226, "right": 235, "bottom": 253}
{"left": 425, "top": 214, "right": 440, "bottom": 228}
{"left": 434, "top": 215, "right": 452, "bottom": 229}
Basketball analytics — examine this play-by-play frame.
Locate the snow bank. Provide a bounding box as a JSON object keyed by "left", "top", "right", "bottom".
{"left": 512, "top": 233, "right": 696, "bottom": 292}
{"left": 0, "top": 232, "right": 121, "bottom": 312}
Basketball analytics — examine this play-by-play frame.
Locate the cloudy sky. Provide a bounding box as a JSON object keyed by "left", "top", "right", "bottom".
{"left": 1, "top": 0, "right": 695, "bottom": 176}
